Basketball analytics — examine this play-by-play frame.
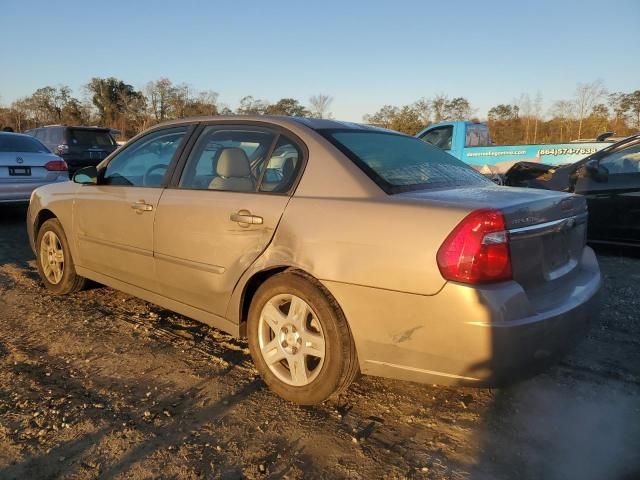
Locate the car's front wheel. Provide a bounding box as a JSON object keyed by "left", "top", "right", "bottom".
{"left": 247, "top": 271, "right": 359, "bottom": 405}
{"left": 36, "top": 218, "right": 86, "bottom": 295}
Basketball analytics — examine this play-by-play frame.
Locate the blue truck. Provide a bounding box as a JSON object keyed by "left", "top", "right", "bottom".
{"left": 416, "top": 121, "right": 610, "bottom": 175}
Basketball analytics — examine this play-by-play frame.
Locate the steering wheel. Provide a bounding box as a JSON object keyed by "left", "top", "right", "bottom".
{"left": 143, "top": 163, "right": 168, "bottom": 187}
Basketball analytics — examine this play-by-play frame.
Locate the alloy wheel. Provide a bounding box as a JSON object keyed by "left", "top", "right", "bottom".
{"left": 258, "top": 294, "right": 326, "bottom": 386}
{"left": 40, "top": 230, "right": 64, "bottom": 285}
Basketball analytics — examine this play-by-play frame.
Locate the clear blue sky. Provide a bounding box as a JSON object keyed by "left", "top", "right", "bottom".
{"left": 1, "top": 0, "right": 638, "bottom": 121}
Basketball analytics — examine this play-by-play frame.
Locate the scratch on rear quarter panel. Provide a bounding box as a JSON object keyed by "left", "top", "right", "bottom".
{"left": 392, "top": 325, "right": 424, "bottom": 343}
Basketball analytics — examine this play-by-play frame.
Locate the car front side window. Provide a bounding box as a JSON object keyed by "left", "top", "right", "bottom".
{"left": 420, "top": 126, "right": 453, "bottom": 150}
{"left": 103, "top": 127, "right": 188, "bottom": 187}
{"left": 600, "top": 142, "right": 640, "bottom": 175}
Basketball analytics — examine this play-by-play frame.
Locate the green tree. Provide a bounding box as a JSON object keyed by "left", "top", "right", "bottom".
{"left": 265, "top": 98, "right": 309, "bottom": 117}
{"left": 363, "top": 104, "right": 423, "bottom": 135}
{"left": 87, "top": 77, "right": 144, "bottom": 126}
{"left": 445, "top": 97, "right": 473, "bottom": 121}
{"left": 488, "top": 104, "right": 519, "bottom": 121}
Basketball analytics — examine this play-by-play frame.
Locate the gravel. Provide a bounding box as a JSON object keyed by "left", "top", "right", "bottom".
{"left": 1, "top": 204, "right": 639, "bottom": 480}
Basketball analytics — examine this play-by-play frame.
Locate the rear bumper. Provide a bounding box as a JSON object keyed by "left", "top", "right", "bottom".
{"left": 0, "top": 179, "right": 67, "bottom": 204}
{"left": 322, "top": 247, "right": 601, "bottom": 387}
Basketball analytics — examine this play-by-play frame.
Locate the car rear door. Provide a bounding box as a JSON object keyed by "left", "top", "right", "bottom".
{"left": 153, "top": 123, "right": 304, "bottom": 318}
{"left": 574, "top": 140, "right": 640, "bottom": 244}
{"left": 73, "top": 126, "right": 191, "bottom": 290}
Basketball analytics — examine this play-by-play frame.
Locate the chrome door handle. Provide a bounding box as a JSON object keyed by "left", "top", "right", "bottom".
{"left": 131, "top": 200, "right": 153, "bottom": 213}
{"left": 230, "top": 210, "right": 263, "bottom": 225}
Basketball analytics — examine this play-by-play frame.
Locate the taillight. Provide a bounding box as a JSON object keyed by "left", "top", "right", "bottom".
{"left": 45, "top": 160, "right": 68, "bottom": 172}
{"left": 56, "top": 144, "right": 69, "bottom": 155}
{"left": 437, "top": 209, "right": 512, "bottom": 284}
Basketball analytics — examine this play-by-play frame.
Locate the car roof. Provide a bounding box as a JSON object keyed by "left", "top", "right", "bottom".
{"left": 149, "top": 115, "right": 401, "bottom": 134}
{"left": 0, "top": 131, "right": 38, "bottom": 139}
{"left": 39, "top": 125, "right": 112, "bottom": 132}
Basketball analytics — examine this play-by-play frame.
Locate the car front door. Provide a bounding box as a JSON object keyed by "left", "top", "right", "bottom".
{"left": 153, "top": 124, "right": 304, "bottom": 318}
{"left": 575, "top": 139, "right": 640, "bottom": 244}
{"left": 73, "top": 126, "right": 191, "bottom": 289}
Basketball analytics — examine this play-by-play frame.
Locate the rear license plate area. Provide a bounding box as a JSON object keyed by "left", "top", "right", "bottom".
{"left": 546, "top": 230, "right": 571, "bottom": 269}
{"left": 9, "top": 167, "right": 31, "bottom": 176}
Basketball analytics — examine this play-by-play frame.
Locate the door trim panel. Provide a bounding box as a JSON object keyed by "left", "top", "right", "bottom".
{"left": 155, "top": 252, "right": 226, "bottom": 274}
{"left": 77, "top": 233, "right": 153, "bottom": 257}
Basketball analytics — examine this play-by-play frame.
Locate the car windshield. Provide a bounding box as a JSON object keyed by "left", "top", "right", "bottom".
{"left": 68, "top": 129, "right": 115, "bottom": 146}
{"left": 0, "top": 134, "right": 50, "bottom": 153}
{"left": 321, "top": 129, "right": 491, "bottom": 193}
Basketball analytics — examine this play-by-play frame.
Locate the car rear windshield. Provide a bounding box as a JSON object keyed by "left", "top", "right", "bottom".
{"left": 0, "top": 134, "right": 50, "bottom": 153}
{"left": 68, "top": 129, "right": 115, "bottom": 146}
{"left": 320, "top": 129, "right": 491, "bottom": 193}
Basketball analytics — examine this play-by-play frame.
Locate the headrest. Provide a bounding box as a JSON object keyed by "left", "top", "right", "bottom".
{"left": 216, "top": 148, "right": 251, "bottom": 178}
{"left": 282, "top": 157, "right": 295, "bottom": 178}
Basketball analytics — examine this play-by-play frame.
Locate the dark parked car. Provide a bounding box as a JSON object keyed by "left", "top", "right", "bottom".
{"left": 505, "top": 133, "right": 640, "bottom": 247}
{"left": 25, "top": 125, "right": 118, "bottom": 175}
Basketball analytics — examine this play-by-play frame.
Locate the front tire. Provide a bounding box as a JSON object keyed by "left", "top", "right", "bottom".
{"left": 36, "top": 218, "right": 86, "bottom": 295}
{"left": 247, "top": 271, "right": 359, "bottom": 405}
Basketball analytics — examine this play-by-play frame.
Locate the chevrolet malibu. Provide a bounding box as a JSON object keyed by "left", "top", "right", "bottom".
{"left": 27, "top": 116, "right": 601, "bottom": 404}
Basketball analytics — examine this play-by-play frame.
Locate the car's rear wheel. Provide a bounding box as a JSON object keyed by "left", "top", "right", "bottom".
{"left": 36, "top": 218, "right": 86, "bottom": 295}
{"left": 247, "top": 271, "right": 359, "bottom": 405}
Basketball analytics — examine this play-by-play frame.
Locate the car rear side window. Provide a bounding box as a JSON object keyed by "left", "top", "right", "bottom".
{"left": 321, "top": 129, "right": 491, "bottom": 194}
{"left": 0, "top": 134, "right": 50, "bottom": 153}
{"left": 68, "top": 129, "right": 115, "bottom": 146}
{"left": 179, "top": 126, "right": 277, "bottom": 192}
{"left": 259, "top": 136, "right": 302, "bottom": 193}
{"left": 465, "top": 123, "right": 492, "bottom": 147}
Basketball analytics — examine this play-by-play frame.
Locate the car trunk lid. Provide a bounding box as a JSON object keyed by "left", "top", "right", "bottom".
{"left": 0, "top": 152, "right": 63, "bottom": 182}
{"left": 396, "top": 185, "right": 588, "bottom": 290}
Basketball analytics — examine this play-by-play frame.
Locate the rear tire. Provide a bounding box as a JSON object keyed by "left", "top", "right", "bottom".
{"left": 247, "top": 270, "right": 359, "bottom": 405}
{"left": 36, "top": 218, "right": 86, "bottom": 295}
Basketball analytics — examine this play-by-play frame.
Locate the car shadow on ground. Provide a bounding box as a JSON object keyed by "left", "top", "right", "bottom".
{"left": 0, "top": 205, "right": 36, "bottom": 273}
{"left": 467, "top": 249, "right": 640, "bottom": 480}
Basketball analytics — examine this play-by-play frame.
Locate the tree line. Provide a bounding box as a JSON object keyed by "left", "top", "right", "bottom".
{"left": 1, "top": 77, "right": 638, "bottom": 144}
{"left": 364, "top": 81, "right": 639, "bottom": 143}
{"left": 0, "top": 77, "right": 334, "bottom": 139}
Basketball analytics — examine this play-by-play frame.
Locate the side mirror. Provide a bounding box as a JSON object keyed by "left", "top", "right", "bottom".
{"left": 73, "top": 166, "right": 98, "bottom": 185}
{"left": 584, "top": 159, "right": 608, "bottom": 183}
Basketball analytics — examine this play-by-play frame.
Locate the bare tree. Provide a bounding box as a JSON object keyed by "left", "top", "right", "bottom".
{"left": 145, "top": 78, "right": 175, "bottom": 123}
{"left": 516, "top": 94, "right": 532, "bottom": 143}
{"left": 532, "top": 92, "right": 543, "bottom": 143}
{"left": 550, "top": 100, "right": 576, "bottom": 142}
{"left": 308, "top": 94, "right": 333, "bottom": 119}
{"left": 431, "top": 94, "right": 449, "bottom": 122}
{"left": 574, "top": 80, "right": 606, "bottom": 139}
{"left": 413, "top": 98, "right": 431, "bottom": 126}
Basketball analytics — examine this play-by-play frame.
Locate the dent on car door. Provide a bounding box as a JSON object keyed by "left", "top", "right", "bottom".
{"left": 153, "top": 124, "right": 304, "bottom": 318}
{"left": 73, "top": 126, "right": 190, "bottom": 289}
{"left": 575, "top": 141, "right": 640, "bottom": 244}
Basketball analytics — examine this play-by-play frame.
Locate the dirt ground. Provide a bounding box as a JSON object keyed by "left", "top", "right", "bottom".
{"left": 0, "top": 205, "right": 639, "bottom": 480}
